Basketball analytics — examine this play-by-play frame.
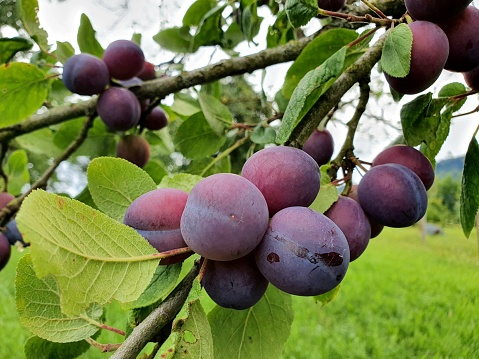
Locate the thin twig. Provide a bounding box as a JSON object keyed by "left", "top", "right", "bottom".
{"left": 86, "top": 338, "right": 122, "bottom": 353}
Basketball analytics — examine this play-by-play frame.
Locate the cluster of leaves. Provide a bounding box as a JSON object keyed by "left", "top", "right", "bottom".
{"left": 1, "top": 0, "right": 479, "bottom": 358}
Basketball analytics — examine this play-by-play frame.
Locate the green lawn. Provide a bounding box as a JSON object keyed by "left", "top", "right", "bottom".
{"left": 1, "top": 226, "right": 478, "bottom": 358}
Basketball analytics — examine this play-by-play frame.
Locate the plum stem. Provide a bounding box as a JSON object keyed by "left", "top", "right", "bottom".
{"left": 86, "top": 338, "right": 122, "bottom": 353}
{"left": 361, "top": 0, "right": 389, "bottom": 19}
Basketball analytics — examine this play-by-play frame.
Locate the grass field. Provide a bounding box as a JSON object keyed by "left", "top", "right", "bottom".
{"left": 1, "top": 226, "right": 478, "bottom": 358}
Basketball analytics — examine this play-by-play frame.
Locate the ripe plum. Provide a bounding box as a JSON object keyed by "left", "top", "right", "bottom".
{"left": 180, "top": 173, "right": 269, "bottom": 261}
{"left": 116, "top": 135, "right": 150, "bottom": 168}
{"left": 102, "top": 40, "right": 145, "bottom": 80}
{"left": 145, "top": 107, "right": 169, "bottom": 131}
{"left": 464, "top": 65, "right": 479, "bottom": 91}
{"left": 0, "top": 233, "right": 10, "bottom": 271}
{"left": 62, "top": 53, "right": 110, "bottom": 95}
{"left": 405, "top": 0, "right": 472, "bottom": 23}
{"left": 137, "top": 62, "right": 157, "bottom": 81}
{"left": 255, "top": 207, "right": 349, "bottom": 296}
{"left": 302, "top": 129, "right": 334, "bottom": 166}
{"left": 4, "top": 220, "right": 25, "bottom": 246}
{"left": 347, "top": 185, "right": 384, "bottom": 238}
{"left": 317, "top": 0, "right": 345, "bottom": 12}
{"left": 241, "top": 146, "right": 320, "bottom": 216}
{"left": 96, "top": 87, "right": 141, "bottom": 131}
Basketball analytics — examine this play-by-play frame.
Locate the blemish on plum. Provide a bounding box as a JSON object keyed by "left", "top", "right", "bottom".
{"left": 319, "top": 252, "right": 343, "bottom": 267}
{"left": 267, "top": 252, "right": 280, "bottom": 263}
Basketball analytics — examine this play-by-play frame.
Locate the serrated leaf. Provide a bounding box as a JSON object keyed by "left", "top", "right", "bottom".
{"left": 17, "top": 0, "right": 49, "bottom": 51}
{"left": 77, "top": 13, "right": 104, "bottom": 57}
{"left": 460, "top": 137, "right": 479, "bottom": 237}
{"left": 153, "top": 27, "right": 197, "bottom": 54}
{"left": 55, "top": 41, "right": 75, "bottom": 65}
{"left": 87, "top": 157, "right": 157, "bottom": 222}
{"left": 314, "top": 285, "right": 340, "bottom": 307}
{"left": 381, "top": 24, "right": 412, "bottom": 78}
{"left": 16, "top": 190, "right": 160, "bottom": 315}
{"left": 0, "top": 37, "right": 33, "bottom": 64}
{"left": 285, "top": 0, "right": 318, "bottom": 28}
{"left": 309, "top": 183, "right": 338, "bottom": 214}
{"left": 283, "top": 28, "right": 358, "bottom": 98}
{"left": 183, "top": 0, "right": 216, "bottom": 27}
{"left": 174, "top": 113, "right": 226, "bottom": 159}
{"left": 198, "top": 91, "right": 233, "bottom": 135}
{"left": 400, "top": 93, "right": 435, "bottom": 146}
{"left": 16, "top": 254, "right": 101, "bottom": 342}
{"left": 208, "top": 286, "right": 293, "bottom": 359}
{"left": 24, "top": 336, "right": 90, "bottom": 359}
{"left": 0, "top": 62, "right": 51, "bottom": 127}
{"left": 126, "top": 263, "right": 182, "bottom": 309}
{"left": 276, "top": 47, "right": 347, "bottom": 144}
{"left": 158, "top": 173, "right": 203, "bottom": 193}
{"left": 159, "top": 280, "right": 214, "bottom": 358}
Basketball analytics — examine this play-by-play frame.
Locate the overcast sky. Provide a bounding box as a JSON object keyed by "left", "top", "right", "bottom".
{"left": 34, "top": 0, "right": 479, "bottom": 162}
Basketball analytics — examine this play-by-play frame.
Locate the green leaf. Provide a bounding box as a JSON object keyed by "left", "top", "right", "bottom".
{"left": 174, "top": 112, "right": 226, "bottom": 159}
{"left": 251, "top": 126, "right": 276, "bottom": 144}
{"left": 159, "top": 280, "right": 214, "bottom": 358}
{"left": 198, "top": 91, "right": 233, "bottom": 135}
{"left": 276, "top": 47, "right": 347, "bottom": 144}
{"left": 16, "top": 254, "right": 101, "bottom": 342}
{"left": 400, "top": 93, "right": 435, "bottom": 146}
{"left": 158, "top": 173, "right": 203, "bottom": 193}
{"left": 380, "top": 24, "right": 412, "bottom": 78}
{"left": 223, "top": 21, "right": 245, "bottom": 49}
{"left": 285, "top": 0, "right": 318, "bottom": 28}
{"left": 5, "top": 149, "right": 30, "bottom": 196}
{"left": 77, "top": 13, "right": 104, "bottom": 57}
{"left": 16, "top": 190, "right": 160, "bottom": 315}
{"left": 0, "top": 37, "right": 33, "bottom": 64}
{"left": 55, "top": 41, "right": 75, "bottom": 65}
{"left": 283, "top": 28, "right": 358, "bottom": 98}
{"left": 208, "top": 286, "right": 293, "bottom": 359}
{"left": 314, "top": 285, "right": 340, "bottom": 307}
{"left": 266, "top": 10, "right": 295, "bottom": 49}
{"left": 125, "top": 263, "right": 182, "bottom": 309}
{"left": 187, "top": 156, "right": 232, "bottom": 177}
{"left": 153, "top": 27, "right": 197, "bottom": 54}
{"left": 17, "top": 0, "right": 49, "bottom": 51}
{"left": 143, "top": 159, "right": 169, "bottom": 184}
{"left": 0, "top": 62, "right": 51, "bottom": 127}
{"left": 241, "top": 3, "right": 263, "bottom": 43}
{"left": 193, "top": 5, "right": 226, "bottom": 48}
{"left": 87, "top": 157, "right": 157, "bottom": 222}
{"left": 309, "top": 183, "right": 338, "bottom": 214}
{"left": 460, "top": 137, "right": 479, "bottom": 237}
{"left": 183, "top": 0, "right": 216, "bottom": 27}
{"left": 24, "top": 336, "right": 90, "bottom": 359}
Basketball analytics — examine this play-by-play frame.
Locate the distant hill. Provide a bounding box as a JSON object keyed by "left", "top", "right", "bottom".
{"left": 435, "top": 156, "right": 464, "bottom": 179}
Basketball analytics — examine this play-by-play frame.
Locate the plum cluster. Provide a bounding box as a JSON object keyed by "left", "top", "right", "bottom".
{"left": 385, "top": 2, "right": 479, "bottom": 94}
{"left": 0, "top": 192, "right": 26, "bottom": 271}
{"left": 62, "top": 39, "right": 169, "bottom": 168}
{"left": 124, "top": 146, "right": 353, "bottom": 310}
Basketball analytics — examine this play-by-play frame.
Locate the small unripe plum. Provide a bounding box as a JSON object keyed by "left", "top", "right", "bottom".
{"left": 62, "top": 53, "right": 110, "bottom": 95}
{"left": 325, "top": 196, "right": 371, "bottom": 262}
{"left": 145, "top": 107, "right": 169, "bottom": 131}
{"left": 137, "top": 62, "right": 157, "bottom": 81}
{"left": 255, "top": 207, "right": 349, "bottom": 296}
{"left": 0, "top": 233, "right": 11, "bottom": 271}
{"left": 124, "top": 188, "right": 190, "bottom": 265}
{"left": 405, "top": 0, "right": 472, "bottom": 23}
{"left": 242, "top": 146, "right": 320, "bottom": 216}
{"left": 439, "top": 6, "right": 479, "bottom": 72}
{"left": 371, "top": 145, "right": 435, "bottom": 190}
{"left": 317, "top": 0, "right": 346, "bottom": 12}
{"left": 358, "top": 164, "right": 428, "bottom": 228}
{"left": 202, "top": 254, "right": 269, "bottom": 310}
{"left": 464, "top": 65, "right": 479, "bottom": 91}
{"left": 302, "top": 128, "right": 334, "bottom": 166}
{"left": 97, "top": 87, "right": 141, "bottom": 131}
{"left": 180, "top": 173, "right": 269, "bottom": 261}
{"left": 384, "top": 21, "right": 449, "bottom": 95}
{"left": 102, "top": 40, "right": 145, "bottom": 80}
{"left": 116, "top": 135, "right": 150, "bottom": 168}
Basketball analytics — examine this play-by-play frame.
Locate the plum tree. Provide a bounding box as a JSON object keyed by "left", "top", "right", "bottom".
{"left": 255, "top": 206, "right": 349, "bottom": 296}
{"left": 116, "top": 134, "right": 150, "bottom": 168}
{"left": 241, "top": 146, "right": 320, "bottom": 215}
{"left": 404, "top": 0, "right": 472, "bottom": 23}
{"left": 62, "top": 53, "right": 110, "bottom": 95}
{"left": 180, "top": 173, "right": 269, "bottom": 261}
{"left": 124, "top": 188, "right": 190, "bottom": 264}
{"left": 202, "top": 254, "right": 269, "bottom": 310}
{"left": 102, "top": 39, "right": 145, "bottom": 80}
{"left": 324, "top": 196, "right": 371, "bottom": 261}
{"left": 302, "top": 128, "right": 334, "bottom": 166}
{"left": 384, "top": 21, "right": 449, "bottom": 94}
{"left": 439, "top": 6, "right": 479, "bottom": 72}
{"left": 96, "top": 87, "right": 141, "bottom": 131}
{"left": 145, "top": 107, "right": 169, "bottom": 131}
{"left": 357, "top": 164, "right": 428, "bottom": 228}
{"left": 371, "top": 144, "right": 435, "bottom": 190}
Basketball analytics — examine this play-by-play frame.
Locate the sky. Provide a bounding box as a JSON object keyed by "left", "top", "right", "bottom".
{"left": 32, "top": 0, "right": 479, "bottom": 163}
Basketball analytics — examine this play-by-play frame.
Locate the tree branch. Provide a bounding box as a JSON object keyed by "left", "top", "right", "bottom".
{"left": 110, "top": 260, "right": 202, "bottom": 359}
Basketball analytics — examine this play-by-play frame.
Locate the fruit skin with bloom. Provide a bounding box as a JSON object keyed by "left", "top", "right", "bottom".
{"left": 116, "top": 135, "right": 150, "bottom": 168}
{"left": 302, "top": 128, "right": 334, "bottom": 167}
{"left": 404, "top": 0, "right": 473, "bottom": 23}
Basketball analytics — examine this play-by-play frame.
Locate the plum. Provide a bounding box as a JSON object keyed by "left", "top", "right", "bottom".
{"left": 116, "top": 135, "right": 150, "bottom": 168}
{"left": 302, "top": 128, "right": 334, "bottom": 167}
{"left": 102, "top": 40, "right": 145, "bottom": 80}
{"left": 62, "top": 53, "right": 110, "bottom": 95}
{"left": 96, "top": 87, "right": 141, "bottom": 131}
